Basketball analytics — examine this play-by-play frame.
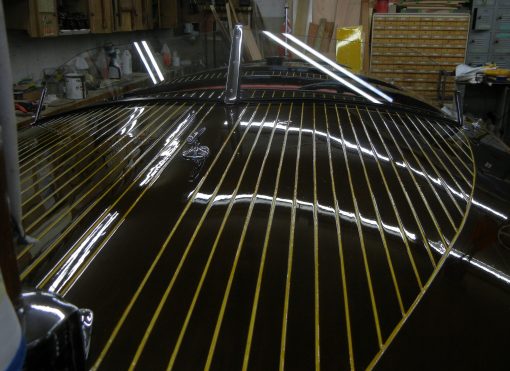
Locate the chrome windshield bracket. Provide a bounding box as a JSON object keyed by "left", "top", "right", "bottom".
{"left": 224, "top": 24, "right": 243, "bottom": 105}
{"left": 32, "top": 86, "right": 47, "bottom": 125}
{"left": 454, "top": 90, "right": 464, "bottom": 128}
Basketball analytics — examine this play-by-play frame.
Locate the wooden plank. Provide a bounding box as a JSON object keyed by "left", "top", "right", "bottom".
{"left": 314, "top": 18, "right": 326, "bottom": 50}
{"left": 308, "top": 22, "right": 318, "bottom": 46}
{"left": 312, "top": 0, "right": 337, "bottom": 23}
{"left": 294, "top": 0, "right": 310, "bottom": 37}
{"left": 288, "top": 0, "right": 294, "bottom": 32}
{"left": 244, "top": 27, "right": 263, "bottom": 61}
{"left": 335, "top": 0, "right": 362, "bottom": 28}
{"left": 229, "top": 1, "right": 239, "bottom": 24}
{"left": 320, "top": 21, "right": 335, "bottom": 52}
{"left": 225, "top": 2, "right": 233, "bottom": 37}
{"left": 361, "top": 0, "right": 370, "bottom": 72}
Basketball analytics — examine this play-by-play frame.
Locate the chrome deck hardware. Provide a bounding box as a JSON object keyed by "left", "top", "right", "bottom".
{"left": 224, "top": 24, "right": 243, "bottom": 105}
{"left": 183, "top": 127, "right": 210, "bottom": 163}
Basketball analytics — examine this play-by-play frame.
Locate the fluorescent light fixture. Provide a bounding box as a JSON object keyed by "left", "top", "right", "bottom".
{"left": 283, "top": 33, "right": 393, "bottom": 103}
{"left": 134, "top": 41, "right": 157, "bottom": 85}
{"left": 262, "top": 31, "right": 381, "bottom": 104}
{"left": 142, "top": 40, "right": 165, "bottom": 82}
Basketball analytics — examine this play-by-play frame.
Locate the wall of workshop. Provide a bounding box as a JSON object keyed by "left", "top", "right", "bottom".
{"left": 7, "top": 29, "right": 212, "bottom": 83}
{"left": 255, "top": 0, "right": 285, "bottom": 32}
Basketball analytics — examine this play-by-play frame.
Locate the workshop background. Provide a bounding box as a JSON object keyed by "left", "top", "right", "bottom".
{"left": 4, "top": 0, "right": 510, "bottom": 143}
{"left": 5, "top": 0, "right": 510, "bottom": 148}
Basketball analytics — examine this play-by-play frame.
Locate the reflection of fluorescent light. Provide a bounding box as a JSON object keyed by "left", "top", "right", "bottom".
{"left": 48, "top": 212, "right": 120, "bottom": 293}
{"left": 472, "top": 199, "right": 508, "bottom": 220}
{"left": 139, "top": 111, "right": 195, "bottom": 187}
{"left": 262, "top": 31, "right": 381, "bottom": 104}
{"left": 283, "top": 33, "right": 393, "bottom": 103}
{"left": 449, "top": 249, "right": 510, "bottom": 285}
{"left": 191, "top": 192, "right": 417, "bottom": 241}
{"left": 142, "top": 40, "right": 164, "bottom": 82}
{"left": 134, "top": 42, "right": 157, "bottom": 84}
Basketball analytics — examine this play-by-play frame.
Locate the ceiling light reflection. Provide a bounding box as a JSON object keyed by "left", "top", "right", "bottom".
{"left": 283, "top": 32, "right": 393, "bottom": 103}
{"left": 262, "top": 31, "right": 382, "bottom": 104}
{"left": 134, "top": 41, "right": 157, "bottom": 84}
{"left": 139, "top": 111, "right": 196, "bottom": 187}
{"left": 142, "top": 40, "right": 164, "bottom": 82}
{"left": 190, "top": 191, "right": 417, "bottom": 241}
{"left": 47, "top": 211, "right": 120, "bottom": 293}
{"left": 449, "top": 249, "right": 510, "bottom": 285}
{"left": 472, "top": 199, "right": 508, "bottom": 220}
{"left": 120, "top": 107, "right": 145, "bottom": 137}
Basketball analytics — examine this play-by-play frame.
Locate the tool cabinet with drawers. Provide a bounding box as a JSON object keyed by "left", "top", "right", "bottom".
{"left": 467, "top": 0, "right": 510, "bottom": 68}
{"left": 370, "top": 14, "right": 470, "bottom": 105}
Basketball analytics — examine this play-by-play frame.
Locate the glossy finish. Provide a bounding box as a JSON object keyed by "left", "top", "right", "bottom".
{"left": 16, "top": 63, "right": 510, "bottom": 370}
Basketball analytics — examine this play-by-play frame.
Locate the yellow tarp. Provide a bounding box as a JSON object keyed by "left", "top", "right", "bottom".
{"left": 336, "top": 26, "right": 363, "bottom": 72}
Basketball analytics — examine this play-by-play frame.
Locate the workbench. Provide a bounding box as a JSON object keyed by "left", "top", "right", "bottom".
{"left": 16, "top": 73, "right": 152, "bottom": 129}
{"left": 458, "top": 75, "right": 510, "bottom": 145}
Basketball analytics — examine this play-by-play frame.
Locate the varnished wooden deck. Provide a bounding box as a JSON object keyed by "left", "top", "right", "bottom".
{"left": 17, "top": 93, "right": 475, "bottom": 370}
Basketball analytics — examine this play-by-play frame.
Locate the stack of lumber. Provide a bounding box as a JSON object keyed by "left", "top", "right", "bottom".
{"left": 307, "top": 19, "right": 336, "bottom": 53}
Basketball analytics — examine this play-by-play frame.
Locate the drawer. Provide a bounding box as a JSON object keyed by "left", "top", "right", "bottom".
{"left": 468, "top": 32, "right": 492, "bottom": 53}
{"left": 492, "top": 32, "right": 510, "bottom": 52}
{"left": 473, "top": 7, "right": 494, "bottom": 30}
{"left": 474, "top": 0, "right": 495, "bottom": 5}
{"left": 493, "top": 54, "right": 510, "bottom": 69}
{"left": 466, "top": 53, "right": 489, "bottom": 65}
{"left": 494, "top": 54, "right": 510, "bottom": 67}
{"left": 494, "top": 9, "right": 510, "bottom": 31}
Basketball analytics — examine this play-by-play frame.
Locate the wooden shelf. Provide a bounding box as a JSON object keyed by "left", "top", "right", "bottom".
{"left": 16, "top": 73, "right": 151, "bottom": 128}
{"left": 5, "top": 0, "right": 178, "bottom": 38}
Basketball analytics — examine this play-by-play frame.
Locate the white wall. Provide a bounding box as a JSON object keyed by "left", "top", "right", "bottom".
{"left": 254, "top": 0, "right": 285, "bottom": 33}
{"left": 255, "top": 0, "right": 285, "bottom": 17}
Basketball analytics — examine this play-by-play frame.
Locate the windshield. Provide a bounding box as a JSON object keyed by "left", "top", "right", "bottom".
{"left": 16, "top": 21, "right": 463, "bottom": 125}
{"left": 15, "top": 30, "right": 228, "bottom": 126}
